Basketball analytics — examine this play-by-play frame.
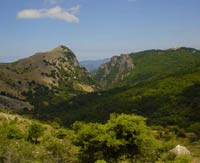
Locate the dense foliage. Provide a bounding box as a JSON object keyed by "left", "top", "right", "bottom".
{"left": 33, "top": 66, "right": 200, "bottom": 134}
{"left": 73, "top": 114, "right": 161, "bottom": 163}
{"left": 0, "top": 112, "right": 196, "bottom": 163}
{"left": 0, "top": 113, "right": 78, "bottom": 163}
{"left": 126, "top": 48, "right": 200, "bottom": 85}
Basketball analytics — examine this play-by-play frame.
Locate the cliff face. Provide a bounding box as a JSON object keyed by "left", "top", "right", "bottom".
{"left": 94, "top": 54, "right": 134, "bottom": 88}
{"left": 0, "top": 45, "right": 96, "bottom": 110}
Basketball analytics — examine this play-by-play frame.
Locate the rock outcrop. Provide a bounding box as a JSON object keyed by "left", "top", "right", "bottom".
{"left": 94, "top": 54, "right": 134, "bottom": 88}
{"left": 0, "top": 95, "right": 33, "bottom": 111}
{"left": 170, "top": 145, "right": 191, "bottom": 156}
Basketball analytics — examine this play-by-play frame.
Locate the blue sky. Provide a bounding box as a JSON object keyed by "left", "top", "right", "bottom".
{"left": 0, "top": 0, "right": 200, "bottom": 62}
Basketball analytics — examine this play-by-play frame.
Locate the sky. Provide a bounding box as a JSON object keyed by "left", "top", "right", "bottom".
{"left": 0, "top": 0, "right": 200, "bottom": 62}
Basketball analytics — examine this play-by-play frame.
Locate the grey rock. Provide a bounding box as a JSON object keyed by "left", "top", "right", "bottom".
{"left": 170, "top": 145, "right": 191, "bottom": 156}
{"left": 94, "top": 54, "right": 134, "bottom": 88}
{"left": 0, "top": 95, "right": 33, "bottom": 111}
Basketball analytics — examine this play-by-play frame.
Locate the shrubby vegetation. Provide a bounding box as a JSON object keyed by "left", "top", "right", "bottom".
{"left": 0, "top": 113, "right": 78, "bottom": 163}
{"left": 0, "top": 112, "right": 195, "bottom": 163}
{"left": 73, "top": 114, "right": 161, "bottom": 163}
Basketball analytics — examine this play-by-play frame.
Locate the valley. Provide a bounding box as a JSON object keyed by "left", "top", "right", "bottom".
{"left": 0, "top": 46, "right": 200, "bottom": 163}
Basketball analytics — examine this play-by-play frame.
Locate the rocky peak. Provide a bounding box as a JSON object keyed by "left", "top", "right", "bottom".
{"left": 30, "top": 45, "right": 80, "bottom": 67}
{"left": 51, "top": 45, "right": 71, "bottom": 53}
{"left": 109, "top": 54, "right": 134, "bottom": 71}
{"left": 0, "top": 46, "right": 96, "bottom": 107}
{"left": 94, "top": 54, "right": 134, "bottom": 88}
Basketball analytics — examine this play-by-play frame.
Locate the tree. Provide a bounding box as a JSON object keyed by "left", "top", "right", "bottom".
{"left": 28, "top": 123, "right": 44, "bottom": 143}
{"left": 73, "top": 113, "right": 161, "bottom": 163}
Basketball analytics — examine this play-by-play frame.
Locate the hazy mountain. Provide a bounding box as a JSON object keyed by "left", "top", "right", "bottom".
{"left": 80, "top": 58, "right": 110, "bottom": 72}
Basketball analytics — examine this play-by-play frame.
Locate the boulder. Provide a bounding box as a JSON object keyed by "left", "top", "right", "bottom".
{"left": 170, "top": 145, "right": 191, "bottom": 156}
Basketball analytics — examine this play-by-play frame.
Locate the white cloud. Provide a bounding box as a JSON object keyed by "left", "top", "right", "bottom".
{"left": 68, "top": 5, "right": 80, "bottom": 14}
{"left": 17, "top": 6, "right": 80, "bottom": 23}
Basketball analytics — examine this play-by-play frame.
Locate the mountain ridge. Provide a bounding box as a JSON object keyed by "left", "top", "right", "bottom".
{"left": 0, "top": 45, "right": 96, "bottom": 111}
{"left": 94, "top": 47, "right": 200, "bottom": 88}
{"left": 0, "top": 46, "right": 200, "bottom": 128}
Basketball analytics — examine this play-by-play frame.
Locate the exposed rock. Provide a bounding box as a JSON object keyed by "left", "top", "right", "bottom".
{"left": 0, "top": 95, "right": 33, "bottom": 111}
{"left": 170, "top": 145, "right": 191, "bottom": 156}
{"left": 94, "top": 54, "right": 134, "bottom": 88}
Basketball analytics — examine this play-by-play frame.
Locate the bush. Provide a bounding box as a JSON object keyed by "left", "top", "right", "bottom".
{"left": 28, "top": 123, "right": 44, "bottom": 143}
{"left": 187, "top": 122, "right": 200, "bottom": 136}
{"left": 7, "top": 126, "right": 23, "bottom": 140}
{"left": 171, "top": 155, "right": 192, "bottom": 163}
{"left": 73, "top": 113, "right": 161, "bottom": 163}
{"left": 46, "top": 140, "right": 68, "bottom": 163}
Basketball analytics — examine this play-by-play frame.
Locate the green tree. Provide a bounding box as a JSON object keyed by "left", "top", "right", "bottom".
{"left": 73, "top": 113, "right": 161, "bottom": 163}
{"left": 172, "top": 155, "right": 192, "bottom": 163}
{"left": 28, "top": 123, "right": 44, "bottom": 143}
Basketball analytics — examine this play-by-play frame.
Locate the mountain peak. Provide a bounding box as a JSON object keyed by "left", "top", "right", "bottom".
{"left": 51, "top": 45, "right": 71, "bottom": 53}
{"left": 0, "top": 46, "right": 96, "bottom": 110}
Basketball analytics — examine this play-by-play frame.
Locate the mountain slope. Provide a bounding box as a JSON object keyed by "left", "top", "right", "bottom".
{"left": 0, "top": 112, "right": 78, "bottom": 162}
{"left": 35, "top": 47, "right": 200, "bottom": 128}
{"left": 94, "top": 47, "right": 200, "bottom": 88}
{"left": 52, "top": 67, "right": 200, "bottom": 128}
{"left": 0, "top": 45, "right": 96, "bottom": 111}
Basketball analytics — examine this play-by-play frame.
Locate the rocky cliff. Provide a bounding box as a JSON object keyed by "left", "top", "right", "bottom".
{"left": 94, "top": 54, "right": 134, "bottom": 88}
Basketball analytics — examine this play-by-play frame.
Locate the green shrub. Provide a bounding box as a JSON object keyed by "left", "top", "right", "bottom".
{"left": 172, "top": 155, "right": 192, "bottom": 163}
{"left": 46, "top": 140, "right": 68, "bottom": 163}
{"left": 73, "top": 113, "right": 161, "bottom": 163}
{"left": 7, "top": 126, "right": 23, "bottom": 140}
{"left": 28, "top": 123, "right": 44, "bottom": 143}
{"left": 187, "top": 122, "right": 200, "bottom": 136}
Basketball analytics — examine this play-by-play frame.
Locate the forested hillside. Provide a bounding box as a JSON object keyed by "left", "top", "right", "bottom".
{"left": 32, "top": 47, "right": 200, "bottom": 130}
{"left": 0, "top": 46, "right": 200, "bottom": 163}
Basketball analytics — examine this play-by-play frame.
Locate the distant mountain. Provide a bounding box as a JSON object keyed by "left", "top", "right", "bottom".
{"left": 80, "top": 58, "right": 110, "bottom": 72}
{"left": 0, "top": 45, "right": 96, "bottom": 111}
{"left": 94, "top": 47, "right": 200, "bottom": 88}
